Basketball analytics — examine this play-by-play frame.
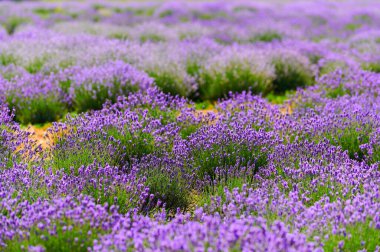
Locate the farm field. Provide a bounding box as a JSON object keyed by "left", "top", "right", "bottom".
{"left": 0, "top": 0, "right": 380, "bottom": 251}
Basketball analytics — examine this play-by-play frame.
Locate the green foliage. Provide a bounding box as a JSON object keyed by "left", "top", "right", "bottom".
{"left": 323, "top": 221, "right": 380, "bottom": 252}
{"left": 51, "top": 139, "right": 111, "bottom": 174}
{"left": 193, "top": 11, "right": 227, "bottom": 21}
{"left": 354, "top": 14, "right": 372, "bottom": 23}
{"left": 72, "top": 81, "right": 139, "bottom": 113}
{"left": 180, "top": 17, "right": 190, "bottom": 22}
{"left": 126, "top": 7, "right": 155, "bottom": 17}
{"left": 369, "top": 152, "right": 380, "bottom": 167}
{"left": 142, "top": 107, "right": 178, "bottom": 125}
{"left": 325, "top": 84, "right": 349, "bottom": 98}
{"left": 249, "top": 31, "right": 282, "bottom": 43}
{"left": 70, "top": 13, "right": 79, "bottom": 19}
{"left": 266, "top": 90, "right": 295, "bottom": 104}
{"left": 199, "top": 63, "right": 273, "bottom": 101}
{"left": 345, "top": 23, "right": 361, "bottom": 31}
{"left": 144, "top": 168, "right": 190, "bottom": 212}
{"left": 83, "top": 178, "right": 138, "bottom": 214}
{"left": 191, "top": 141, "right": 268, "bottom": 188}
{"left": 197, "top": 177, "right": 245, "bottom": 207}
{"left": 3, "top": 16, "right": 29, "bottom": 35}
{"left": 105, "top": 126, "right": 156, "bottom": 166}
{"left": 319, "top": 61, "right": 348, "bottom": 76}
{"left": 5, "top": 221, "right": 100, "bottom": 252}
{"left": 299, "top": 178, "right": 353, "bottom": 206}
{"left": 59, "top": 79, "right": 72, "bottom": 95}
{"left": 92, "top": 4, "right": 105, "bottom": 11}
{"left": 25, "top": 58, "right": 45, "bottom": 74}
{"left": 362, "top": 62, "right": 380, "bottom": 73}
{"left": 140, "top": 33, "right": 166, "bottom": 43}
{"left": 149, "top": 71, "right": 192, "bottom": 97}
{"left": 113, "top": 7, "right": 124, "bottom": 14}
{"left": 51, "top": 125, "right": 156, "bottom": 173}
{"left": 0, "top": 53, "right": 17, "bottom": 66}
{"left": 179, "top": 124, "right": 201, "bottom": 139}
{"left": 7, "top": 95, "right": 66, "bottom": 125}
{"left": 33, "top": 8, "right": 55, "bottom": 19}
{"left": 194, "top": 12, "right": 214, "bottom": 20}
{"left": 159, "top": 10, "right": 173, "bottom": 18}
{"left": 195, "top": 101, "right": 213, "bottom": 110}
{"left": 272, "top": 57, "right": 314, "bottom": 93}
{"left": 308, "top": 54, "right": 322, "bottom": 65}
{"left": 233, "top": 6, "right": 257, "bottom": 13}
{"left": 92, "top": 16, "right": 101, "bottom": 23}
{"left": 108, "top": 32, "right": 130, "bottom": 41}
{"left": 186, "top": 61, "right": 201, "bottom": 77}
{"left": 20, "top": 185, "right": 50, "bottom": 203}
{"left": 323, "top": 123, "right": 370, "bottom": 161}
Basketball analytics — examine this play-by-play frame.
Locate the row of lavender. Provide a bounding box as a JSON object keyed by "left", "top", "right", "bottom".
{"left": 1, "top": 69, "right": 380, "bottom": 250}
{"left": 1, "top": 1, "right": 380, "bottom": 123}
{"left": 0, "top": 31, "right": 317, "bottom": 124}
{"left": 1, "top": 1, "right": 380, "bottom": 40}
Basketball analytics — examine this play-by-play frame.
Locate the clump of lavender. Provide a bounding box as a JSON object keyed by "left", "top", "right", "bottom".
{"left": 62, "top": 60, "right": 153, "bottom": 112}
{"left": 2, "top": 73, "right": 66, "bottom": 124}
{"left": 270, "top": 49, "right": 315, "bottom": 93}
{"left": 47, "top": 89, "right": 180, "bottom": 172}
{"left": 198, "top": 46, "right": 275, "bottom": 100}
{"left": 182, "top": 121, "right": 274, "bottom": 190}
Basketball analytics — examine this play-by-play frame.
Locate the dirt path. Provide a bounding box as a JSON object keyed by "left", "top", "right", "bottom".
{"left": 26, "top": 124, "right": 51, "bottom": 150}
{"left": 21, "top": 99, "right": 292, "bottom": 152}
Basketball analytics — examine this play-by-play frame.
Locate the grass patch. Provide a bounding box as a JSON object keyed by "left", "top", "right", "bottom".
{"left": 144, "top": 167, "right": 190, "bottom": 212}
{"left": 25, "top": 58, "right": 45, "bottom": 74}
{"left": 272, "top": 56, "right": 314, "bottom": 93}
{"left": 51, "top": 139, "right": 111, "bottom": 175}
{"left": 266, "top": 90, "right": 295, "bottom": 104}
{"left": 51, "top": 124, "right": 156, "bottom": 173}
{"left": 5, "top": 221, "right": 100, "bottom": 252}
{"left": 249, "top": 31, "right": 282, "bottom": 43}
{"left": 3, "top": 16, "right": 29, "bottom": 35}
{"left": 140, "top": 33, "right": 166, "bottom": 43}
{"left": 190, "top": 140, "right": 268, "bottom": 188}
{"left": 0, "top": 53, "right": 17, "bottom": 66}
{"left": 108, "top": 32, "right": 130, "bottom": 41}
{"left": 324, "top": 123, "right": 370, "bottom": 161}
{"left": 323, "top": 221, "right": 380, "bottom": 251}
{"left": 72, "top": 82, "right": 139, "bottom": 113}
{"left": 179, "top": 124, "right": 201, "bottom": 139}
{"left": 325, "top": 84, "right": 350, "bottom": 98}
{"left": 33, "top": 8, "right": 55, "bottom": 19}
{"left": 362, "top": 62, "right": 380, "bottom": 73}
{"left": 7, "top": 95, "right": 66, "bottom": 125}
{"left": 105, "top": 126, "right": 156, "bottom": 166}
{"left": 196, "top": 177, "right": 245, "bottom": 207}
{"left": 149, "top": 71, "right": 192, "bottom": 98}
{"left": 159, "top": 10, "right": 173, "bottom": 18}
{"left": 126, "top": 7, "right": 155, "bottom": 17}
{"left": 199, "top": 63, "right": 273, "bottom": 101}
{"left": 345, "top": 23, "right": 361, "bottom": 31}
{"left": 195, "top": 101, "right": 213, "bottom": 110}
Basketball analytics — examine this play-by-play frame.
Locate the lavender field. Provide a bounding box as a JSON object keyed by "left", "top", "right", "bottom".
{"left": 0, "top": 0, "right": 380, "bottom": 251}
